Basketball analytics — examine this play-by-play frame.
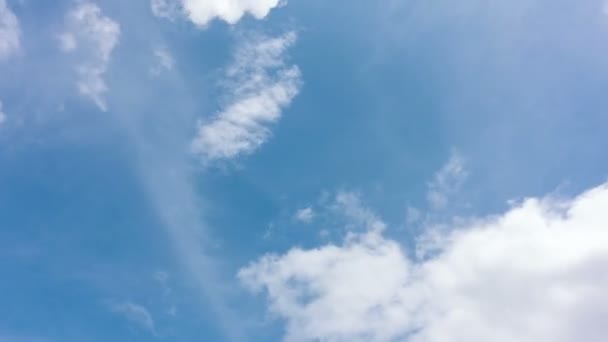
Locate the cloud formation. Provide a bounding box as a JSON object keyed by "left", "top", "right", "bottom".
{"left": 0, "top": 0, "right": 20, "bottom": 59}
{"left": 240, "top": 183, "right": 608, "bottom": 342}
{"left": 109, "top": 301, "right": 158, "bottom": 336}
{"left": 426, "top": 151, "right": 468, "bottom": 210}
{"left": 332, "top": 191, "right": 387, "bottom": 232}
{"left": 150, "top": 0, "right": 180, "bottom": 21}
{"left": 191, "top": 32, "right": 301, "bottom": 162}
{"left": 151, "top": 0, "right": 283, "bottom": 26}
{"left": 294, "top": 207, "right": 314, "bottom": 223}
{"left": 60, "top": 2, "right": 120, "bottom": 111}
{"left": 150, "top": 46, "right": 174, "bottom": 76}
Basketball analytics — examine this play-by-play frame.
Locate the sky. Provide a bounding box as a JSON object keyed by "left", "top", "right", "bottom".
{"left": 1, "top": 0, "right": 608, "bottom": 341}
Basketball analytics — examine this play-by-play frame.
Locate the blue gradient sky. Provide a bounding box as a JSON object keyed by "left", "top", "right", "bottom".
{"left": 2, "top": 0, "right": 608, "bottom": 341}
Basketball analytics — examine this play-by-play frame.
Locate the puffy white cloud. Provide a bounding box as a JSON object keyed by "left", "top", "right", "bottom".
{"left": 427, "top": 151, "right": 468, "bottom": 210}
{"left": 191, "top": 32, "right": 301, "bottom": 162}
{"left": 0, "top": 0, "right": 20, "bottom": 59}
{"left": 109, "top": 301, "right": 158, "bottom": 336}
{"left": 182, "top": 0, "right": 282, "bottom": 26}
{"left": 239, "top": 183, "right": 608, "bottom": 342}
{"left": 151, "top": 0, "right": 283, "bottom": 26}
{"left": 294, "top": 207, "right": 314, "bottom": 223}
{"left": 60, "top": 2, "right": 120, "bottom": 111}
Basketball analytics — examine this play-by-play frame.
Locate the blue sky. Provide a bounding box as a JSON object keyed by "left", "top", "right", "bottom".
{"left": 1, "top": 0, "right": 608, "bottom": 341}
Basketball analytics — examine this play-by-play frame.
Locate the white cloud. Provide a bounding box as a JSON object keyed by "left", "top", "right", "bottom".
{"left": 427, "top": 151, "right": 468, "bottom": 210}
{"left": 239, "top": 183, "right": 608, "bottom": 342}
{"left": 60, "top": 2, "right": 120, "bottom": 111}
{"left": 294, "top": 207, "right": 315, "bottom": 223}
{"left": 183, "top": 0, "right": 282, "bottom": 26}
{"left": 0, "top": 100, "right": 5, "bottom": 124}
{"left": 151, "top": 0, "right": 284, "bottom": 26}
{"left": 0, "top": 0, "right": 20, "bottom": 59}
{"left": 191, "top": 32, "right": 301, "bottom": 162}
{"left": 150, "top": 46, "right": 174, "bottom": 75}
{"left": 109, "top": 301, "right": 158, "bottom": 336}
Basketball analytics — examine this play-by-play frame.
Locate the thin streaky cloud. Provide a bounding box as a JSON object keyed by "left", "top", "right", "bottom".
{"left": 108, "top": 301, "right": 158, "bottom": 337}
{"left": 427, "top": 151, "right": 468, "bottom": 210}
{"left": 294, "top": 207, "right": 314, "bottom": 223}
{"left": 191, "top": 32, "right": 301, "bottom": 162}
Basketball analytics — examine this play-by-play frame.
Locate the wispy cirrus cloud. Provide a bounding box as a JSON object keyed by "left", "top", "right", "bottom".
{"left": 59, "top": 2, "right": 120, "bottom": 111}
{"left": 294, "top": 207, "right": 314, "bottom": 223}
{"left": 332, "top": 191, "right": 387, "bottom": 232}
{"left": 407, "top": 151, "right": 469, "bottom": 225}
{"left": 108, "top": 301, "right": 158, "bottom": 337}
{"left": 0, "top": 0, "right": 20, "bottom": 59}
{"left": 191, "top": 32, "right": 301, "bottom": 162}
{"left": 426, "top": 150, "right": 468, "bottom": 210}
{"left": 240, "top": 183, "right": 608, "bottom": 342}
{"left": 115, "top": 31, "right": 300, "bottom": 342}
{"left": 151, "top": 0, "right": 284, "bottom": 26}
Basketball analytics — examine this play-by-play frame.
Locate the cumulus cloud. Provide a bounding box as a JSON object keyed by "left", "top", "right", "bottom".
{"left": 151, "top": 0, "right": 283, "bottom": 26}
{"left": 239, "top": 183, "right": 608, "bottom": 342}
{"left": 426, "top": 151, "right": 468, "bottom": 210}
{"left": 109, "top": 301, "right": 158, "bottom": 336}
{"left": 0, "top": 0, "right": 20, "bottom": 59}
{"left": 60, "top": 2, "right": 120, "bottom": 111}
{"left": 191, "top": 32, "right": 301, "bottom": 162}
{"left": 182, "top": 0, "right": 282, "bottom": 26}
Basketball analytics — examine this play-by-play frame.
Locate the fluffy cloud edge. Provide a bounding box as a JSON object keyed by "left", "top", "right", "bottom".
{"left": 239, "top": 182, "right": 608, "bottom": 342}
{"left": 0, "top": 0, "right": 20, "bottom": 59}
{"left": 151, "top": 0, "right": 285, "bottom": 26}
